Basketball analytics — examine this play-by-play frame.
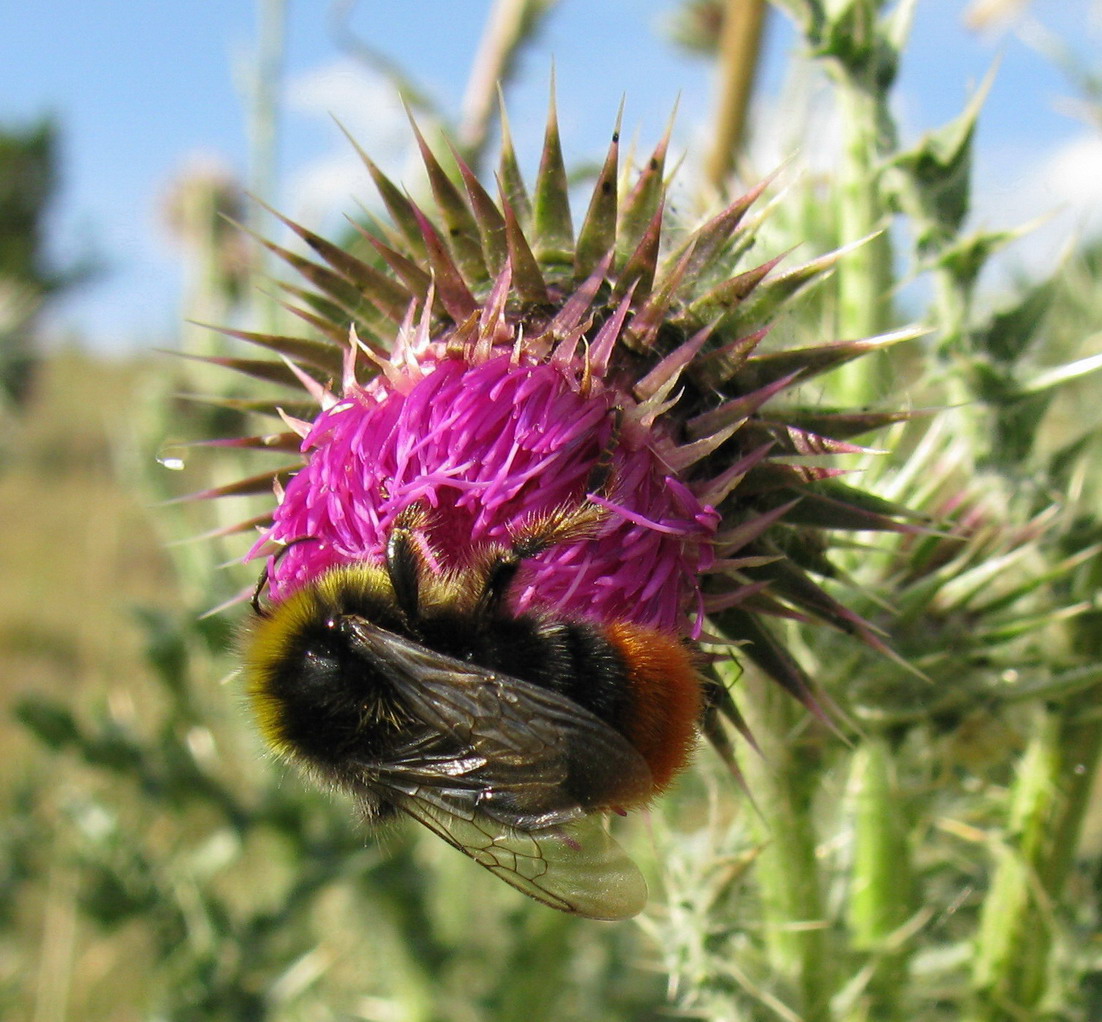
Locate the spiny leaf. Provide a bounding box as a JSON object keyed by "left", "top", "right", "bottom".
{"left": 173, "top": 352, "right": 327, "bottom": 391}
{"left": 407, "top": 113, "right": 489, "bottom": 286}
{"left": 167, "top": 511, "right": 275, "bottom": 544}
{"left": 257, "top": 200, "right": 412, "bottom": 321}
{"left": 975, "top": 276, "right": 1056, "bottom": 365}
{"left": 167, "top": 467, "right": 296, "bottom": 503}
{"left": 532, "top": 86, "right": 574, "bottom": 266}
{"left": 178, "top": 393, "right": 317, "bottom": 422}
{"left": 690, "top": 254, "right": 787, "bottom": 318}
{"left": 888, "top": 65, "right": 995, "bottom": 243}
{"left": 1018, "top": 347, "right": 1102, "bottom": 397}
{"left": 687, "top": 372, "right": 803, "bottom": 439}
{"left": 450, "top": 142, "right": 509, "bottom": 278}
{"left": 612, "top": 200, "right": 663, "bottom": 303}
{"left": 711, "top": 607, "right": 825, "bottom": 713}
{"left": 765, "top": 476, "right": 922, "bottom": 533}
{"left": 197, "top": 325, "right": 344, "bottom": 375}
{"left": 691, "top": 328, "right": 769, "bottom": 389}
{"left": 928, "top": 226, "right": 1024, "bottom": 290}
{"left": 574, "top": 112, "right": 622, "bottom": 279}
{"left": 714, "top": 237, "right": 882, "bottom": 332}
{"left": 617, "top": 127, "right": 669, "bottom": 267}
{"left": 973, "top": 604, "right": 1093, "bottom": 646}
{"left": 971, "top": 545, "right": 1102, "bottom": 619}
{"left": 883, "top": 0, "right": 919, "bottom": 54}
{"left": 342, "top": 126, "right": 428, "bottom": 261}
{"left": 668, "top": 177, "right": 772, "bottom": 295}
{"left": 1001, "top": 664, "right": 1102, "bottom": 705}
{"left": 769, "top": 407, "right": 915, "bottom": 441}
{"left": 247, "top": 231, "right": 375, "bottom": 327}
{"left": 409, "top": 202, "right": 479, "bottom": 321}
{"left": 500, "top": 189, "right": 550, "bottom": 304}
{"left": 194, "top": 432, "right": 303, "bottom": 454}
{"left": 735, "top": 327, "right": 923, "bottom": 391}
{"left": 741, "top": 545, "right": 889, "bottom": 650}
{"left": 276, "top": 293, "right": 356, "bottom": 346}
{"left": 497, "top": 92, "right": 531, "bottom": 228}
{"left": 354, "top": 227, "right": 434, "bottom": 305}
{"left": 274, "top": 279, "right": 383, "bottom": 346}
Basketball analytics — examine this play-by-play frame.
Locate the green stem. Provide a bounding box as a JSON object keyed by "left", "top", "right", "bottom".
{"left": 247, "top": 0, "right": 286, "bottom": 333}
{"left": 705, "top": 0, "right": 769, "bottom": 192}
{"left": 827, "top": 67, "right": 895, "bottom": 406}
{"left": 843, "top": 737, "right": 914, "bottom": 1019}
{"left": 743, "top": 672, "right": 835, "bottom": 1021}
{"left": 1043, "top": 701, "right": 1102, "bottom": 895}
{"left": 968, "top": 696, "right": 1102, "bottom": 1021}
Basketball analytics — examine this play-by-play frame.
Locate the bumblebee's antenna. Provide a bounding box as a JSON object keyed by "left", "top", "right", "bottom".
{"left": 250, "top": 536, "right": 320, "bottom": 616}
{"left": 250, "top": 563, "right": 273, "bottom": 617}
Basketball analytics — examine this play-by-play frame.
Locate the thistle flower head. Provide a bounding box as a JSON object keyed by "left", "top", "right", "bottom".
{"left": 200, "top": 100, "right": 917, "bottom": 708}
{"left": 258, "top": 339, "right": 720, "bottom": 632}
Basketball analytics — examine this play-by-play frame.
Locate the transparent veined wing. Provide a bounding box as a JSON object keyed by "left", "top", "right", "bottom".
{"left": 341, "top": 616, "right": 653, "bottom": 825}
{"left": 384, "top": 788, "right": 648, "bottom": 919}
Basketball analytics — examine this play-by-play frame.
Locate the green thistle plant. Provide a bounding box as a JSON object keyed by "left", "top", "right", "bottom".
{"left": 166, "top": 93, "right": 929, "bottom": 930}
{"left": 197, "top": 99, "right": 918, "bottom": 708}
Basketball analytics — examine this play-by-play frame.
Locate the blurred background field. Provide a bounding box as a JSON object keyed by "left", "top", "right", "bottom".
{"left": 6, "top": 2, "right": 1102, "bottom": 1020}
{"left": 0, "top": 351, "right": 172, "bottom": 1016}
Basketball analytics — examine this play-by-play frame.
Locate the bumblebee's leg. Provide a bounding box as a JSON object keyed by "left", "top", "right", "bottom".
{"left": 477, "top": 411, "right": 621, "bottom": 613}
{"left": 585, "top": 405, "right": 622, "bottom": 498}
{"left": 474, "top": 502, "right": 607, "bottom": 615}
{"left": 384, "top": 503, "right": 433, "bottom": 623}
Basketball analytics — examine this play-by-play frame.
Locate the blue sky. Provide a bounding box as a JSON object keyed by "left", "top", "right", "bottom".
{"left": 4, "top": 1, "right": 1100, "bottom": 351}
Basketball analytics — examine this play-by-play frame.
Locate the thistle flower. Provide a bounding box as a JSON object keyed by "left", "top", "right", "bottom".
{"left": 201, "top": 100, "right": 916, "bottom": 721}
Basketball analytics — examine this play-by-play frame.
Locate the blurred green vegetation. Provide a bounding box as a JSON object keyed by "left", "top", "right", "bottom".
{"left": 7, "top": 1, "right": 1102, "bottom": 1020}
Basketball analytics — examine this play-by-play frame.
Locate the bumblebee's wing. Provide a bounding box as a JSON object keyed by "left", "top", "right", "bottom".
{"left": 341, "top": 617, "right": 652, "bottom": 829}
{"left": 356, "top": 726, "right": 574, "bottom": 828}
{"left": 384, "top": 788, "right": 648, "bottom": 920}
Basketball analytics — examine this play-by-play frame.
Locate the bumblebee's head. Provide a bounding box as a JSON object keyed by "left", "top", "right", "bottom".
{"left": 241, "top": 566, "right": 400, "bottom": 771}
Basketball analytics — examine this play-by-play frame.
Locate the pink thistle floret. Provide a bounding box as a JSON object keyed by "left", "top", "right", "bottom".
{"left": 251, "top": 346, "right": 719, "bottom": 636}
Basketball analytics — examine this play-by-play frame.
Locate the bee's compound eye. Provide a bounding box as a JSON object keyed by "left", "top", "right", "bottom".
{"left": 301, "top": 647, "right": 341, "bottom": 687}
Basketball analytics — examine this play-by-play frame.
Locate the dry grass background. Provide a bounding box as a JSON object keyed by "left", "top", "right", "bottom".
{"left": 0, "top": 350, "right": 180, "bottom": 1020}
{"left": 0, "top": 351, "right": 177, "bottom": 767}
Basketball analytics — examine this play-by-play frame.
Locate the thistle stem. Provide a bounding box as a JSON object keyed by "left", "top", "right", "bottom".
{"left": 968, "top": 695, "right": 1102, "bottom": 1020}
{"left": 458, "top": 0, "right": 559, "bottom": 169}
{"left": 705, "top": 0, "right": 769, "bottom": 192}
{"left": 829, "top": 70, "right": 894, "bottom": 405}
{"left": 247, "top": 0, "right": 286, "bottom": 333}
{"left": 844, "top": 737, "right": 914, "bottom": 1018}
{"left": 743, "top": 671, "right": 835, "bottom": 1021}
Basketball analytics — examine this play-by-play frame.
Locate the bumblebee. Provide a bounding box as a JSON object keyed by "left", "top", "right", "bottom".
{"left": 242, "top": 502, "right": 706, "bottom": 919}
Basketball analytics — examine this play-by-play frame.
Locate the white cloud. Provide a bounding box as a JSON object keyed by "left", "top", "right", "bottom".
{"left": 976, "top": 130, "right": 1102, "bottom": 280}
{"left": 282, "top": 58, "right": 422, "bottom": 230}
{"left": 1023, "top": 131, "right": 1102, "bottom": 233}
